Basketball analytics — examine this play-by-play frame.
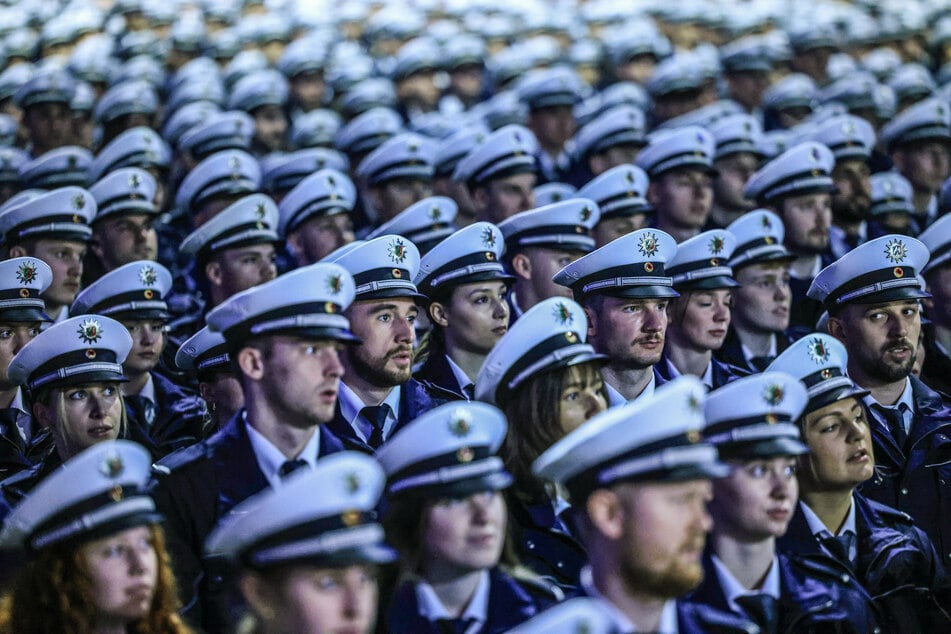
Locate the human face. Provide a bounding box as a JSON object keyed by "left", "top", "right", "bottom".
{"left": 524, "top": 247, "right": 580, "bottom": 303}
{"left": 396, "top": 72, "right": 440, "bottom": 110}
{"left": 81, "top": 525, "right": 158, "bottom": 628}
{"left": 613, "top": 480, "right": 712, "bottom": 598}
{"left": 588, "top": 296, "right": 669, "bottom": 369}
{"left": 253, "top": 104, "right": 288, "bottom": 153}
{"left": 831, "top": 159, "right": 871, "bottom": 222}
{"left": 593, "top": 214, "right": 649, "bottom": 247}
{"left": 252, "top": 336, "right": 345, "bottom": 426}
{"left": 529, "top": 105, "right": 576, "bottom": 154}
{"left": 648, "top": 169, "right": 714, "bottom": 232}
{"left": 732, "top": 263, "right": 791, "bottom": 334}
{"left": 0, "top": 322, "right": 41, "bottom": 390}
{"left": 199, "top": 371, "right": 244, "bottom": 429}
{"left": 290, "top": 72, "right": 325, "bottom": 111}
{"left": 289, "top": 213, "right": 355, "bottom": 266}
{"left": 726, "top": 71, "right": 769, "bottom": 110}
{"left": 711, "top": 457, "right": 798, "bottom": 541}
{"left": 371, "top": 178, "right": 433, "bottom": 222}
{"left": 433, "top": 178, "right": 477, "bottom": 225}
{"left": 449, "top": 65, "right": 484, "bottom": 102}
{"left": 344, "top": 299, "right": 418, "bottom": 388}
{"left": 121, "top": 319, "right": 165, "bottom": 376}
{"left": 91, "top": 214, "right": 158, "bottom": 270}
{"left": 589, "top": 143, "right": 643, "bottom": 176}
{"left": 208, "top": 243, "right": 278, "bottom": 302}
{"left": 667, "top": 290, "right": 732, "bottom": 352}
{"left": 261, "top": 565, "right": 378, "bottom": 634}
{"left": 558, "top": 363, "right": 607, "bottom": 434}
{"left": 713, "top": 153, "right": 759, "bottom": 213}
{"left": 779, "top": 193, "right": 831, "bottom": 254}
{"left": 833, "top": 300, "right": 920, "bottom": 386}
{"left": 437, "top": 281, "right": 509, "bottom": 356}
{"left": 799, "top": 398, "right": 874, "bottom": 491}
{"left": 41, "top": 383, "right": 122, "bottom": 458}
{"left": 30, "top": 239, "right": 86, "bottom": 309}
{"left": 24, "top": 102, "right": 74, "bottom": 154}
{"left": 422, "top": 490, "right": 506, "bottom": 579}
{"left": 894, "top": 141, "right": 950, "bottom": 193}
{"left": 474, "top": 172, "right": 536, "bottom": 223}
{"left": 925, "top": 266, "right": 951, "bottom": 329}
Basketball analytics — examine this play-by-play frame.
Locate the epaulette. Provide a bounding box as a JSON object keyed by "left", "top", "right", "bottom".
{"left": 152, "top": 440, "right": 209, "bottom": 475}
{"left": 513, "top": 571, "right": 565, "bottom": 603}
{"left": 864, "top": 497, "right": 916, "bottom": 525}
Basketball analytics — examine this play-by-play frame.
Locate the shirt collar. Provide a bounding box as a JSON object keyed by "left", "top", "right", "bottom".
{"left": 338, "top": 381, "right": 401, "bottom": 442}
{"left": 711, "top": 554, "right": 781, "bottom": 613}
{"left": 445, "top": 354, "right": 474, "bottom": 395}
{"left": 245, "top": 414, "right": 322, "bottom": 488}
{"left": 665, "top": 358, "right": 713, "bottom": 390}
{"left": 10, "top": 387, "right": 26, "bottom": 415}
{"left": 415, "top": 569, "right": 490, "bottom": 625}
{"left": 799, "top": 498, "right": 856, "bottom": 538}
{"left": 139, "top": 374, "right": 156, "bottom": 405}
{"left": 580, "top": 566, "right": 678, "bottom": 633}
{"left": 605, "top": 371, "right": 656, "bottom": 407}
{"left": 740, "top": 335, "right": 777, "bottom": 364}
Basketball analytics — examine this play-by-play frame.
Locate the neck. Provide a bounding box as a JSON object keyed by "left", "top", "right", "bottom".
{"left": 832, "top": 216, "right": 863, "bottom": 236}
{"left": 121, "top": 370, "right": 150, "bottom": 397}
{"left": 512, "top": 280, "right": 541, "bottom": 313}
{"left": 341, "top": 371, "right": 396, "bottom": 408}
{"left": 849, "top": 363, "right": 908, "bottom": 406}
{"left": 443, "top": 341, "right": 487, "bottom": 384}
{"left": 799, "top": 489, "right": 853, "bottom": 534}
{"left": 244, "top": 393, "right": 319, "bottom": 459}
{"left": 592, "top": 563, "right": 668, "bottom": 632}
{"left": 90, "top": 620, "right": 128, "bottom": 634}
{"left": 656, "top": 217, "right": 701, "bottom": 243}
{"left": 208, "top": 285, "right": 227, "bottom": 309}
{"left": 665, "top": 342, "right": 711, "bottom": 379}
{"left": 0, "top": 386, "right": 17, "bottom": 409}
{"left": 45, "top": 303, "right": 66, "bottom": 321}
{"left": 602, "top": 364, "right": 653, "bottom": 401}
{"left": 934, "top": 324, "right": 951, "bottom": 353}
{"left": 788, "top": 254, "right": 818, "bottom": 279}
{"left": 708, "top": 203, "right": 747, "bottom": 229}
{"left": 912, "top": 189, "right": 933, "bottom": 214}
{"left": 711, "top": 533, "right": 775, "bottom": 590}
{"left": 733, "top": 325, "right": 775, "bottom": 356}
{"left": 423, "top": 568, "right": 483, "bottom": 618}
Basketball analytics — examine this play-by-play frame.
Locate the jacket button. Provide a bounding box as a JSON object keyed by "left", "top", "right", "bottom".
{"left": 526, "top": 540, "right": 535, "bottom": 550}
{"left": 556, "top": 561, "right": 564, "bottom": 569}
{"left": 840, "top": 574, "right": 850, "bottom": 584}
{"left": 900, "top": 487, "right": 909, "bottom": 495}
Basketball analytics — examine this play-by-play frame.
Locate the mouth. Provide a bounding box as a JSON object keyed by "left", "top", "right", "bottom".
{"left": 766, "top": 507, "right": 790, "bottom": 520}
{"left": 88, "top": 425, "right": 114, "bottom": 438}
{"left": 491, "top": 326, "right": 508, "bottom": 336}
{"left": 708, "top": 329, "right": 726, "bottom": 337}
{"left": 467, "top": 532, "right": 498, "bottom": 547}
{"left": 885, "top": 344, "right": 911, "bottom": 359}
{"left": 636, "top": 337, "right": 663, "bottom": 348}
{"left": 126, "top": 584, "right": 154, "bottom": 600}
{"left": 319, "top": 387, "right": 338, "bottom": 402}
{"left": 847, "top": 448, "right": 870, "bottom": 463}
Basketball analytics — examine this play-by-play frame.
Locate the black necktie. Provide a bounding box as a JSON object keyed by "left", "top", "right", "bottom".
{"left": 462, "top": 384, "right": 475, "bottom": 400}
{"left": 278, "top": 459, "right": 308, "bottom": 479}
{"left": 735, "top": 593, "right": 778, "bottom": 634}
{"left": 127, "top": 395, "right": 156, "bottom": 428}
{"left": 436, "top": 618, "right": 476, "bottom": 634}
{"left": 874, "top": 404, "right": 907, "bottom": 448}
{"left": 821, "top": 531, "right": 856, "bottom": 570}
{"left": 748, "top": 356, "right": 774, "bottom": 372}
{"left": 360, "top": 404, "right": 391, "bottom": 449}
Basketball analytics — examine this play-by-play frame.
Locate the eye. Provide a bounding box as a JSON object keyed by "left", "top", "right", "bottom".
{"left": 28, "top": 327, "right": 41, "bottom": 336}
{"left": 820, "top": 422, "right": 839, "bottom": 434}
{"left": 407, "top": 313, "right": 418, "bottom": 324}
{"left": 563, "top": 390, "right": 579, "bottom": 401}
{"left": 747, "top": 464, "right": 768, "bottom": 478}
{"left": 102, "top": 386, "right": 117, "bottom": 397}
{"left": 377, "top": 314, "right": 391, "bottom": 323}
{"left": 67, "top": 390, "right": 88, "bottom": 401}
{"left": 783, "top": 464, "right": 798, "bottom": 478}
{"left": 473, "top": 295, "right": 488, "bottom": 305}
{"left": 0, "top": 329, "right": 12, "bottom": 339}
{"left": 315, "top": 575, "right": 339, "bottom": 591}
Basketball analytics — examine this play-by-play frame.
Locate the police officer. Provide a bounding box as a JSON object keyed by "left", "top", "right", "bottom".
{"left": 355, "top": 132, "right": 435, "bottom": 229}
{"left": 175, "top": 326, "right": 243, "bottom": 433}
{"left": 71, "top": 261, "right": 206, "bottom": 459}
{"left": 14, "top": 68, "right": 76, "bottom": 156}
{"left": 533, "top": 377, "right": 753, "bottom": 632}
{"left": 919, "top": 214, "right": 951, "bottom": 394}
{"left": 279, "top": 168, "right": 357, "bottom": 267}
{"left": 149, "top": 262, "right": 356, "bottom": 628}
{"left": 807, "top": 234, "right": 951, "bottom": 564}
{"left": 578, "top": 164, "right": 653, "bottom": 247}
{"left": 569, "top": 105, "right": 647, "bottom": 189}
{"left": 517, "top": 67, "right": 585, "bottom": 183}
{"left": 707, "top": 113, "right": 764, "bottom": 229}
{"left": 554, "top": 228, "right": 679, "bottom": 405}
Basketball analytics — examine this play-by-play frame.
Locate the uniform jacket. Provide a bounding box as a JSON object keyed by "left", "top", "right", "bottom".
{"left": 655, "top": 355, "right": 746, "bottom": 390}
{"left": 788, "top": 253, "right": 834, "bottom": 333}
{"left": 777, "top": 493, "right": 951, "bottom": 631}
{"left": 148, "top": 410, "right": 345, "bottom": 630}
{"left": 715, "top": 328, "right": 793, "bottom": 375}
{"left": 686, "top": 550, "right": 879, "bottom": 633}
{"left": 125, "top": 372, "right": 208, "bottom": 461}
{"left": 920, "top": 327, "right": 951, "bottom": 398}
{"left": 385, "top": 567, "right": 560, "bottom": 634}
{"left": 325, "top": 378, "right": 447, "bottom": 454}
{"left": 506, "top": 493, "right": 587, "bottom": 593}
{"left": 0, "top": 409, "right": 51, "bottom": 481}
{"left": 0, "top": 447, "right": 61, "bottom": 510}
{"left": 414, "top": 349, "right": 470, "bottom": 402}
{"left": 858, "top": 376, "right": 951, "bottom": 564}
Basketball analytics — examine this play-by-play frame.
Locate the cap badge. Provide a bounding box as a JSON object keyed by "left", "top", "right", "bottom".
{"left": 72, "top": 194, "right": 86, "bottom": 210}
{"left": 341, "top": 510, "right": 361, "bottom": 526}
{"left": 763, "top": 383, "right": 785, "bottom": 407}
{"left": 820, "top": 368, "right": 833, "bottom": 379}
{"left": 67, "top": 155, "right": 77, "bottom": 169}
{"left": 326, "top": 274, "right": 343, "bottom": 294}
{"left": 686, "top": 428, "right": 702, "bottom": 443}
{"left": 580, "top": 206, "right": 592, "bottom": 222}
{"left": 637, "top": 231, "right": 660, "bottom": 258}
{"left": 625, "top": 170, "right": 635, "bottom": 184}
{"left": 938, "top": 105, "right": 945, "bottom": 117}
{"left": 807, "top": 337, "right": 831, "bottom": 365}
{"left": 883, "top": 180, "right": 894, "bottom": 193}
{"left": 553, "top": 301, "right": 574, "bottom": 326}
{"left": 761, "top": 214, "right": 772, "bottom": 230}
{"left": 255, "top": 203, "right": 267, "bottom": 219}
{"left": 709, "top": 235, "right": 725, "bottom": 255}
{"left": 481, "top": 226, "right": 496, "bottom": 248}
{"left": 686, "top": 392, "right": 702, "bottom": 414}
{"left": 345, "top": 472, "right": 361, "bottom": 494}
{"left": 77, "top": 318, "right": 103, "bottom": 344}
{"left": 139, "top": 265, "right": 157, "bottom": 286}
{"left": 448, "top": 408, "right": 472, "bottom": 437}
{"left": 15, "top": 261, "right": 37, "bottom": 285}
{"left": 428, "top": 205, "right": 442, "bottom": 221}
{"left": 809, "top": 147, "right": 821, "bottom": 163}
{"left": 327, "top": 174, "right": 336, "bottom": 187}
{"left": 128, "top": 172, "right": 141, "bottom": 188}
{"left": 387, "top": 238, "right": 408, "bottom": 264}
{"left": 842, "top": 121, "right": 855, "bottom": 134}
{"left": 456, "top": 447, "right": 475, "bottom": 463}
{"left": 99, "top": 452, "right": 124, "bottom": 479}
{"left": 884, "top": 238, "right": 907, "bottom": 264}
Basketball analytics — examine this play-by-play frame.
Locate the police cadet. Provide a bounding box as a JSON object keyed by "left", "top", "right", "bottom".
{"left": 807, "top": 235, "right": 951, "bottom": 564}
{"left": 716, "top": 210, "right": 796, "bottom": 373}
{"left": 569, "top": 105, "right": 647, "bottom": 189}
{"left": 578, "top": 164, "right": 653, "bottom": 247}
{"left": 867, "top": 172, "right": 916, "bottom": 239}
{"left": 0, "top": 258, "right": 52, "bottom": 479}
{"left": 879, "top": 96, "right": 951, "bottom": 230}
{"left": 204, "top": 452, "right": 394, "bottom": 633}
{"left": 744, "top": 141, "right": 837, "bottom": 333}
{"left": 453, "top": 124, "right": 539, "bottom": 224}
{"left": 919, "top": 214, "right": 951, "bottom": 394}
{"left": 534, "top": 376, "right": 753, "bottom": 633}
{"left": 707, "top": 113, "right": 764, "bottom": 229}
{"left": 326, "top": 236, "right": 442, "bottom": 453}
{"left": 279, "top": 167, "right": 357, "bottom": 267}
{"left": 476, "top": 297, "right": 607, "bottom": 591}
{"left": 433, "top": 125, "right": 488, "bottom": 228}
{"left": 414, "top": 221, "right": 511, "bottom": 401}
{"left": 175, "top": 326, "right": 243, "bottom": 433}
{"left": 13, "top": 68, "right": 76, "bottom": 157}
{"left": 148, "top": 262, "right": 356, "bottom": 628}
{"left": 0, "top": 315, "right": 131, "bottom": 506}
{"left": 656, "top": 229, "right": 745, "bottom": 389}
{"left": 0, "top": 186, "right": 96, "bottom": 323}
{"left": 517, "top": 67, "right": 585, "bottom": 184}
{"left": 769, "top": 333, "right": 951, "bottom": 630}
{"left": 355, "top": 132, "right": 435, "bottom": 230}
{"left": 554, "top": 228, "right": 679, "bottom": 406}
{"left": 636, "top": 125, "right": 717, "bottom": 243}
{"left": 689, "top": 372, "right": 881, "bottom": 633}
{"left": 377, "top": 401, "right": 560, "bottom": 633}
{"left": 174, "top": 148, "right": 261, "bottom": 230}
{"left": 229, "top": 69, "right": 289, "bottom": 155}
{"left": 498, "top": 198, "right": 600, "bottom": 320}
{"left": 70, "top": 261, "right": 206, "bottom": 459}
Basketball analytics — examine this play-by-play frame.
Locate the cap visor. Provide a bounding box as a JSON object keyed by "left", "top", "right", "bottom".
{"left": 258, "top": 327, "right": 362, "bottom": 345}
{"left": 0, "top": 308, "right": 52, "bottom": 322}
{"left": 676, "top": 275, "right": 740, "bottom": 291}
{"left": 717, "top": 436, "right": 809, "bottom": 460}
{"left": 849, "top": 286, "right": 931, "bottom": 305}
{"left": 356, "top": 289, "right": 429, "bottom": 302}
{"left": 298, "top": 543, "right": 398, "bottom": 568}
{"left": 399, "top": 469, "right": 513, "bottom": 500}
{"left": 805, "top": 385, "right": 870, "bottom": 414}
{"left": 53, "top": 370, "right": 129, "bottom": 388}
{"left": 601, "top": 285, "right": 680, "bottom": 299}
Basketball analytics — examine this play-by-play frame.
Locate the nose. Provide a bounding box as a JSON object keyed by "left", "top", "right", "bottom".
{"left": 769, "top": 470, "right": 792, "bottom": 498}
{"left": 774, "top": 280, "right": 791, "bottom": 301}
{"left": 322, "top": 347, "right": 345, "bottom": 378}
{"left": 393, "top": 314, "right": 415, "bottom": 343}
{"left": 126, "top": 545, "right": 149, "bottom": 574}
{"left": 492, "top": 297, "right": 509, "bottom": 320}
{"left": 585, "top": 390, "right": 607, "bottom": 419}
{"left": 642, "top": 307, "right": 664, "bottom": 332}
{"left": 13, "top": 330, "right": 33, "bottom": 353}
{"left": 713, "top": 301, "right": 730, "bottom": 322}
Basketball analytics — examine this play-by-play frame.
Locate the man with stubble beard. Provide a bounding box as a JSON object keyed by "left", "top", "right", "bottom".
{"left": 809, "top": 235, "right": 951, "bottom": 567}
{"left": 554, "top": 228, "right": 680, "bottom": 406}
{"left": 326, "top": 235, "right": 444, "bottom": 453}
{"left": 534, "top": 377, "right": 754, "bottom": 633}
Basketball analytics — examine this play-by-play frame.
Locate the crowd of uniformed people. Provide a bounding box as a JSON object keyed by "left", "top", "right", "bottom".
{"left": 0, "top": 0, "right": 950, "bottom": 631}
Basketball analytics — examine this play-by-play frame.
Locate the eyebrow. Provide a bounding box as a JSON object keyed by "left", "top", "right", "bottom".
{"left": 367, "top": 303, "right": 419, "bottom": 315}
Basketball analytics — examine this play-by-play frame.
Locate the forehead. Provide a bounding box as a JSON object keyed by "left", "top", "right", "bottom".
{"left": 352, "top": 297, "right": 419, "bottom": 312}
{"left": 736, "top": 261, "right": 789, "bottom": 278}
{"left": 806, "top": 396, "right": 862, "bottom": 423}
{"left": 34, "top": 238, "right": 86, "bottom": 251}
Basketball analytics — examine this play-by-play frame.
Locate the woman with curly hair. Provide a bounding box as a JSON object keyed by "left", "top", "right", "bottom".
{"left": 474, "top": 297, "right": 607, "bottom": 593}
{"left": 0, "top": 440, "right": 191, "bottom": 634}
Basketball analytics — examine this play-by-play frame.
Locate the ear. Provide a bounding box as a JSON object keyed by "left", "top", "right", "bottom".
{"left": 827, "top": 314, "right": 847, "bottom": 343}
{"left": 646, "top": 181, "right": 660, "bottom": 206}
{"left": 366, "top": 186, "right": 384, "bottom": 214}
{"left": 585, "top": 488, "right": 624, "bottom": 541}
{"left": 32, "top": 401, "right": 53, "bottom": 430}
{"left": 510, "top": 252, "right": 532, "bottom": 281}
{"left": 239, "top": 572, "right": 276, "bottom": 621}
{"left": 583, "top": 304, "right": 597, "bottom": 339}
{"left": 890, "top": 150, "right": 906, "bottom": 173}
{"left": 429, "top": 300, "right": 450, "bottom": 328}
{"left": 472, "top": 186, "right": 489, "bottom": 216}
{"left": 237, "top": 346, "right": 265, "bottom": 381}
{"left": 588, "top": 154, "right": 607, "bottom": 176}
{"left": 205, "top": 260, "right": 223, "bottom": 288}
{"left": 7, "top": 245, "right": 27, "bottom": 258}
